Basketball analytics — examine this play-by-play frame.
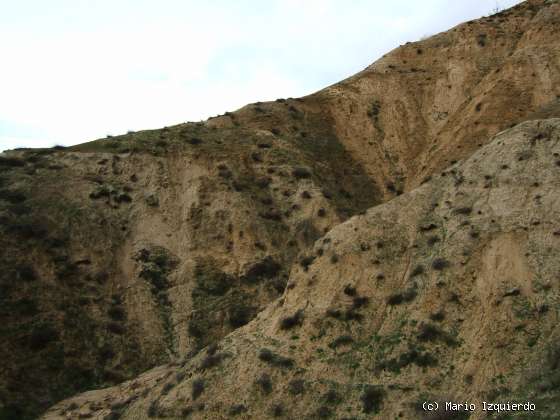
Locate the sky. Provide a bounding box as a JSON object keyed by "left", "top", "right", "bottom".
{"left": 0, "top": 0, "right": 522, "bottom": 152}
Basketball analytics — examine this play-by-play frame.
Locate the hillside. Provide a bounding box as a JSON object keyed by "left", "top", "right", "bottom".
{"left": 0, "top": 0, "right": 559, "bottom": 418}
{"left": 43, "top": 117, "right": 560, "bottom": 420}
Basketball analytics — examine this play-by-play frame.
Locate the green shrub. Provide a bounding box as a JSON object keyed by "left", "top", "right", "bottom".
{"left": 16, "top": 264, "right": 37, "bottom": 281}
{"left": 107, "top": 322, "right": 126, "bottom": 335}
{"left": 430, "top": 310, "right": 445, "bottom": 322}
{"left": 0, "top": 189, "right": 26, "bottom": 203}
{"left": 379, "top": 346, "right": 437, "bottom": 373}
{"left": 161, "top": 381, "right": 175, "bottom": 395}
{"left": 417, "top": 323, "right": 457, "bottom": 346}
{"left": 108, "top": 305, "right": 126, "bottom": 321}
{"left": 299, "top": 255, "right": 315, "bottom": 271}
{"left": 0, "top": 156, "right": 25, "bottom": 167}
{"left": 453, "top": 207, "right": 472, "bottom": 215}
{"left": 104, "top": 410, "right": 122, "bottom": 420}
{"left": 192, "top": 378, "right": 205, "bottom": 400}
{"left": 259, "top": 210, "right": 282, "bottom": 221}
{"left": 256, "top": 177, "right": 271, "bottom": 188}
{"left": 228, "top": 305, "right": 253, "bottom": 328}
{"left": 271, "top": 404, "right": 284, "bottom": 417}
{"left": 200, "top": 352, "right": 228, "bottom": 370}
{"left": 137, "top": 247, "right": 179, "bottom": 293}
{"left": 229, "top": 404, "right": 247, "bottom": 416}
{"left": 14, "top": 297, "right": 39, "bottom": 316}
{"left": 147, "top": 401, "right": 159, "bottom": 417}
{"left": 194, "top": 260, "right": 233, "bottom": 296}
{"left": 410, "top": 265, "right": 425, "bottom": 277}
{"left": 431, "top": 258, "right": 450, "bottom": 271}
{"left": 181, "top": 406, "right": 193, "bottom": 417}
{"left": 387, "top": 288, "right": 417, "bottom": 305}
{"left": 477, "top": 33, "right": 487, "bottom": 46}
{"left": 419, "top": 223, "right": 437, "bottom": 232}
{"left": 115, "top": 193, "right": 132, "bottom": 203}
{"left": 343, "top": 285, "right": 356, "bottom": 296}
{"left": 352, "top": 296, "right": 369, "bottom": 309}
{"left": 316, "top": 406, "right": 333, "bottom": 418}
{"left": 29, "top": 324, "right": 59, "bottom": 350}
{"left": 427, "top": 236, "right": 440, "bottom": 246}
{"left": 241, "top": 257, "right": 281, "bottom": 283}
{"left": 145, "top": 194, "right": 159, "bottom": 207}
{"left": 256, "top": 373, "right": 272, "bottom": 394}
{"left": 292, "top": 167, "right": 312, "bottom": 179}
{"left": 258, "top": 348, "right": 294, "bottom": 368}
{"left": 361, "top": 385, "right": 384, "bottom": 414}
{"left": 218, "top": 164, "right": 232, "bottom": 179}
{"left": 329, "top": 335, "right": 353, "bottom": 349}
{"left": 188, "top": 321, "right": 204, "bottom": 338}
{"left": 89, "top": 186, "right": 110, "bottom": 199}
{"left": 324, "top": 389, "right": 341, "bottom": 404}
{"left": 288, "top": 379, "right": 305, "bottom": 395}
{"left": 8, "top": 203, "right": 31, "bottom": 215}
{"left": 367, "top": 100, "right": 381, "bottom": 118}
{"left": 280, "top": 309, "right": 304, "bottom": 330}
{"left": 326, "top": 307, "right": 363, "bottom": 322}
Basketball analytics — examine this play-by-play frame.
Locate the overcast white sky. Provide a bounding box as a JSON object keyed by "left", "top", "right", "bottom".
{"left": 0, "top": 0, "right": 522, "bottom": 151}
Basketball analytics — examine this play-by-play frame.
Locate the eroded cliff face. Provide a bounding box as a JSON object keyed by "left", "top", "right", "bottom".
{"left": 41, "top": 118, "right": 560, "bottom": 420}
{"left": 0, "top": 124, "right": 378, "bottom": 418}
{"left": 1, "top": 0, "right": 560, "bottom": 418}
